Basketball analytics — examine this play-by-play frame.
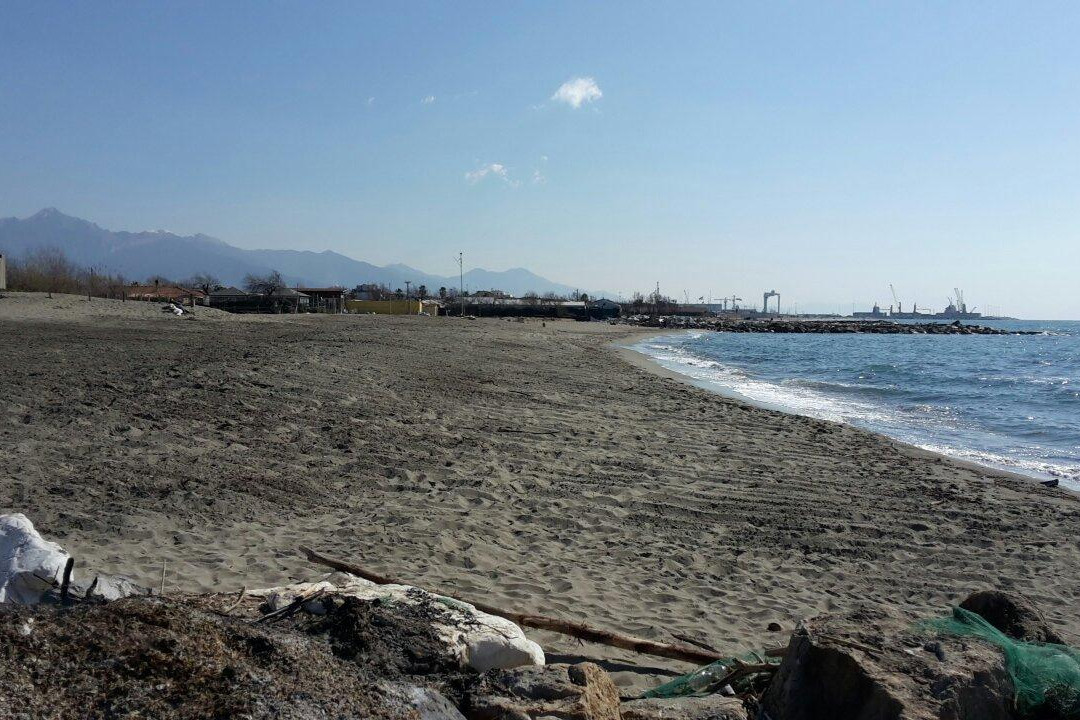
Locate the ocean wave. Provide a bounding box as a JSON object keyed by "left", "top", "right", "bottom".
{"left": 633, "top": 326, "right": 1080, "bottom": 489}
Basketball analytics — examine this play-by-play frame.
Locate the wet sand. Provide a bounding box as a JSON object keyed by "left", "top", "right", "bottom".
{"left": 2, "top": 292, "right": 1078, "bottom": 686}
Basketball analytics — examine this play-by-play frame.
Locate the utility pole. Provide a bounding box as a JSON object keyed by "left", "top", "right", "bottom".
{"left": 457, "top": 252, "right": 464, "bottom": 317}
{"left": 654, "top": 281, "right": 660, "bottom": 317}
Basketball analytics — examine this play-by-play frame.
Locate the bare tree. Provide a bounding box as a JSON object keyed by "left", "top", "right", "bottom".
{"left": 29, "top": 247, "right": 80, "bottom": 297}
{"left": 243, "top": 270, "right": 285, "bottom": 296}
{"left": 187, "top": 273, "right": 221, "bottom": 295}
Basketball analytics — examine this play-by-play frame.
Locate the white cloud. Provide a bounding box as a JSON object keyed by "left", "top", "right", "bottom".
{"left": 421, "top": 95, "right": 436, "bottom": 104}
{"left": 366, "top": 96, "right": 375, "bottom": 106}
{"left": 551, "top": 77, "right": 602, "bottom": 108}
{"left": 532, "top": 168, "right": 546, "bottom": 185}
{"left": 465, "top": 163, "right": 509, "bottom": 185}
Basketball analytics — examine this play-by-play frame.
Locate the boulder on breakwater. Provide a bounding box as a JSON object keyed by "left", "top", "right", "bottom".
{"left": 615, "top": 316, "right": 1034, "bottom": 335}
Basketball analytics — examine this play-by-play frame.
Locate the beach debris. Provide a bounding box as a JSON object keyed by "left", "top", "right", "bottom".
{"left": 621, "top": 695, "right": 748, "bottom": 720}
{"left": 1041, "top": 478, "right": 1060, "bottom": 488}
{"left": 0, "top": 513, "right": 70, "bottom": 604}
{"left": 672, "top": 630, "right": 722, "bottom": 654}
{"left": 300, "top": 544, "right": 722, "bottom": 665}
{"left": 0, "top": 514, "right": 147, "bottom": 605}
{"left": 253, "top": 576, "right": 544, "bottom": 672}
{"left": 465, "top": 662, "right": 621, "bottom": 720}
{"left": 922, "top": 606, "right": 1080, "bottom": 718}
{"left": 163, "top": 302, "right": 185, "bottom": 315}
{"left": 641, "top": 653, "right": 779, "bottom": 700}
{"left": 222, "top": 586, "right": 247, "bottom": 614}
{"left": 761, "top": 604, "right": 1020, "bottom": 720}
{"left": 0, "top": 595, "right": 461, "bottom": 719}
{"left": 255, "top": 586, "right": 327, "bottom": 624}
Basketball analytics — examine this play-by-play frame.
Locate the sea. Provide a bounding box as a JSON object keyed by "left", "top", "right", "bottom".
{"left": 633, "top": 319, "right": 1080, "bottom": 490}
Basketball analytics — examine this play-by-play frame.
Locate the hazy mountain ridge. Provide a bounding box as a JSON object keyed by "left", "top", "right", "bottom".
{"left": 0, "top": 209, "right": 583, "bottom": 296}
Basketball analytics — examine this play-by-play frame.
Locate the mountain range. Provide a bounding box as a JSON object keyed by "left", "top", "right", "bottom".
{"left": 0, "top": 209, "right": 583, "bottom": 296}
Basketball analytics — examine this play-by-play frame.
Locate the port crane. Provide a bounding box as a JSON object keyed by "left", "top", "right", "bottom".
{"left": 890, "top": 283, "right": 901, "bottom": 314}
{"left": 763, "top": 289, "right": 780, "bottom": 314}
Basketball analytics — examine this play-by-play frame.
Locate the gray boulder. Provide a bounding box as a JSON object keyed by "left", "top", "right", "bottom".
{"left": 959, "top": 590, "right": 1064, "bottom": 645}
{"left": 760, "top": 605, "right": 1016, "bottom": 720}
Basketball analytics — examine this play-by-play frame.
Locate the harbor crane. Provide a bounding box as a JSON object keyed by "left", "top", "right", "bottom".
{"left": 890, "top": 283, "right": 901, "bottom": 314}
{"left": 763, "top": 289, "right": 780, "bottom": 314}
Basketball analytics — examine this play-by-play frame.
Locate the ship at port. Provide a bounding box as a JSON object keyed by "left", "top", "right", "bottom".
{"left": 854, "top": 287, "right": 988, "bottom": 320}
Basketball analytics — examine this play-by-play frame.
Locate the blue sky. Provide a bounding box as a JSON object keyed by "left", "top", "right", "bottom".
{"left": 2, "top": 2, "right": 1079, "bottom": 317}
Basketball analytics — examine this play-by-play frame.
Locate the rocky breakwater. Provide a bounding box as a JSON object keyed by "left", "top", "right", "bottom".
{"left": 615, "top": 316, "right": 1036, "bottom": 335}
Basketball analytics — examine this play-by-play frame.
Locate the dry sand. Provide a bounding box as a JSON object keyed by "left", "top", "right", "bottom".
{"left": 2, "top": 291, "right": 1078, "bottom": 686}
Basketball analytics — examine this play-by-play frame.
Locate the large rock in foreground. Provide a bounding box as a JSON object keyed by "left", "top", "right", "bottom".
{"left": 959, "top": 590, "right": 1065, "bottom": 645}
{"left": 254, "top": 576, "right": 545, "bottom": 672}
{"left": 760, "top": 605, "right": 1017, "bottom": 720}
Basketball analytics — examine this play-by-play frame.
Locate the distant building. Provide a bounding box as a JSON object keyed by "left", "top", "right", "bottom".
{"left": 267, "top": 287, "right": 310, "bottom": 311}
{"left": 207, "top": 286, "right": 249, "bottom": 310}
{"left": 345, "top": 299, "right": 430, "bottom": 315}
{"left": 350, "top": 284, "right": 382, "bottom": 300}
{"left": 297, "top": 287, "right": 346, "bottom": 313}
{"left": 208, "top": 286, "right": 309, "bottom": 313}
{"left": 586, "top": 298, "right": 621, "bottom": 319}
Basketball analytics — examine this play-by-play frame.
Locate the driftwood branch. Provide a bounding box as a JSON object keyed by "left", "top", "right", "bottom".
{"left": 86, "top": 576, "right": 99, "bottom": 600}
{"left": 671, "top": 631, "right": 720, "bottom": 655}
{"left": 224, "top": 587, "right": 247, "bottom": 615}
{"left": 255, "top": 588, "right": 326, "bottom": 625}
{"left": 59, "top": 557, "right": 75, "bottom": 602}
{"left": 298, "top": 545, "right": 722, "bottom": 665}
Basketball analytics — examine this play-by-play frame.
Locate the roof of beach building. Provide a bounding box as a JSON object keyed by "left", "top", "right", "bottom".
{"left": 125, "top": 285, "right": 206, "bottom": 300}
{"left": 296, "top": 287, "right": 346, "bottom": 296}
{"left": 209, "top": 286, "right": 248, "bottom": 297}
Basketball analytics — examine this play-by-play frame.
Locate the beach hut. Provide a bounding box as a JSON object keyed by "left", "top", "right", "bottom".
{"left": 297, "top": 287, "right": 346, "bottom": 313}
{"left": 207, "top": 286, "right": 250, "bottom": 311}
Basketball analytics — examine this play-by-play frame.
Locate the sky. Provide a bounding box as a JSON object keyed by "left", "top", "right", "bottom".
{"left": 1, "top": 2, "right": 1079, "bottom": 318}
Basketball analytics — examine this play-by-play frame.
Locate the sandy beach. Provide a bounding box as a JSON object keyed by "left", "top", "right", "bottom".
{"left": 2, "top": 293, "right": 1078, "bottom": 686}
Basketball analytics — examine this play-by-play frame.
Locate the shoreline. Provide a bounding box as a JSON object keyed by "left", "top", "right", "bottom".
{"left": 3, "top": 297, "right": 1080, "bottom": 687}
{"left": 615, "top": 330, "right": 1074, "bottom": 490}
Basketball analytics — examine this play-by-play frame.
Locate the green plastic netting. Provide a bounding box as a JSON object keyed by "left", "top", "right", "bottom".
{"left": 923, "top": 607, "right": 1080, "bottom": 718}
{"left": 641, "top": 651, "right": 779, "bottom": 699}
